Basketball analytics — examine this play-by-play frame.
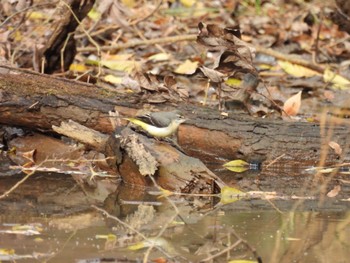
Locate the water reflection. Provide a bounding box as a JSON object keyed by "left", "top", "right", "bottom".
{"left": 0, "top": 174, "right": 350, "bottom": 262}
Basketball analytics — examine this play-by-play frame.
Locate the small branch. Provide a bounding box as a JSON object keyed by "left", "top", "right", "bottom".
{"left": 255, "top": 45, "right": 325, "bottom": 73}
{"left": 77, "top": 34, "right": 198, "bottom": 52}
{"left": 0, "top": 170, "right": 34, "bottom": 199}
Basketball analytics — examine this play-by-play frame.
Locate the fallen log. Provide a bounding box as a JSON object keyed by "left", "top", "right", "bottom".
{"left": 0, "top": 65, "right": 348, "bottom": 172}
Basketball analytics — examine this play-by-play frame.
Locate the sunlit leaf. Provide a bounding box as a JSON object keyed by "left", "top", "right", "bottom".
{"left": 148, "top": 53, "right": 171, "bottom": 61}
{"left": 225, "top": 166, "right": 249, "bottom": 173}
{"left": 223, "top": 159, "right": 249, "bottom": 167}
{"left": 28, "top": 11, "right": 49, "bottom": 20}
{"left": 100, "top": 60, "right": 140, "bottom": 73}
{"left": 278, "top": 60, "right": 319, "bottom": 78}
{"left": 104, "top": 74, "right": 122, "bottom": 84}
{"left": 69, "top": 63, "right": 88, "bottom": 72}
{"left": 328, "top": 141, "right": 342, "bottom": 155}
{"left": 174, "top": 59, "right": 198, "bottom": 74}
{"left": 283, "top": 91, "right": 302, "bottom": 116}
{"left": 225, "top": 78, "right": 242, "bottom": 86}
{"left": 88, "top": 8, "right": 101, "bottom": 21}
{"left": 180, "top": 0, "right": 197, "bottom": 7}
{"left": 0, "top": 248, "right": 15, "bottom": 255}
{"left": 223, "top": 159, "right": 249, "bottom": 172}
{"left": 327, "top": 185, "right": 341, "bottom": 198}
{"left": 121, "top": 0, "right": 136, "bottom": 8}
{"left": 323, "top": 68, "right": 350, "bottom": 90}
{"left": 128, "top": 241, "right": 147, "bottom": 250}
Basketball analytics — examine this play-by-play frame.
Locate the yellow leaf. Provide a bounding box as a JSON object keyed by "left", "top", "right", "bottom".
{"left": 128, "top": 241, "right": 147, "bottom": 250}
{"left": 223, "top": 159, "right": 249, "bottom": 167}
{"left": 225, "top": 78, "right": 242, "bottom": 86}
{"left": 323, "top": 68, "right": 350, "bottom": 90}
{"left": 220, "top": 186, "right": 245, "bottom": 204}
{"left": 122, "top": 0, "right": 136, "bottom": 7}
{"left": 283, "top": 91, "right": 302, "bottom": 116}
{"left": 0, "top": 248, "right": 15, "bottom": 255}
{"left": 104, "top": 74, "right": 122, "bottom": 84}
{"left": 69, "top": 63, "right": 88, "bottom": 72}
{"left": 174, "top": 60, "right": 198, "bottom": 74}
{"left": 28, "top": 11, "right": 49, "bottom": 20}
{"left": 148, "top": 53, "right": 171, "bottom": 61}
{"left": 223, "top": 159, "right": 250, "bottom": 173}
{"left": 100, "top": 60, "right": 140, "bottom": 73}
{"left": 88, "top": 8, "right": 101, "bottom": 21}
{"left": 278, "top": 60, "right": 319, "bottom": 78}
{"left": 180, "top": 0, "right": 197, "bottom": 7}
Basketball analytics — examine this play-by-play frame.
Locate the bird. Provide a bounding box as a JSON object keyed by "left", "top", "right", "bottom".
{"left": 124, "top": 111, "right": 186, "bottom": 138}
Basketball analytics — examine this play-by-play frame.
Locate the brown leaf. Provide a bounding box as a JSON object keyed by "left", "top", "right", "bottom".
{"left": 327, "top": 185, "right": 341, "bottom": 198}
{"left": 283, "top": 91, "right": 302, "bottom": 116}
{"left": 329, "top": 141, "right": 342, "bottom": 155}
{"left": 199, "top": 66, "right": 226, "bottom": 83}
{"left": 22, "top": 149, "right": 36, "bottom": 163}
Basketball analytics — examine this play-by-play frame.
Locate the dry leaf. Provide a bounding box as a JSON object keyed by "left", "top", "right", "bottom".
{"left": 174, "top": 60, "right": 198, "bottom": 74}
{"left": 323, "top": 68, "right": 350, "bottom": 90}
{"left": 283, "top": 91, "right": 302, "bottom": 116}
{"left": 278, "top": 60, "right": 319, "bottom": 78}
{"left": 329, "top": 141, "right": 342, "bottom": 155}
{"left": 327, "top": 185, "right": 341, "bottom": 198}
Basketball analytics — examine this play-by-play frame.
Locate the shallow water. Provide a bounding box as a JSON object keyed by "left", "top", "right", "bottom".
{"left": 0, "top": 170, "right": 349, "bottom": 262}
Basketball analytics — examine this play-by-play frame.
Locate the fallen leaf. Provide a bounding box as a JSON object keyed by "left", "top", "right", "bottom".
{"left": 323, "top": 68, "right": 350, "bottom": 90}
{"left": 278, "top": 60, "right": 319, "bottom": 78}
{"left": 283, "top": 91, "right": 302, "bottom": 116}
{"left": 223, "top": 159, "right": 249, "bottom": 173}
{"left": 174, "top": 59, "right": 198, "bottom": 74}
{"left": 180, "top": 0, "right": 197, "bottom": 7}
{"left": 328, "top": 141, "right": 342, "bottom": 155}
{"left": 327, "top": 185, "right": 341, "bottom": 198}
{"left": 148, "top": 53, "right": 171, "bottom": 61}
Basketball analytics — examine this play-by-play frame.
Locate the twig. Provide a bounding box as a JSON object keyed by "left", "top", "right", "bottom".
{"left": 77, "top": 34, "right": 197, "bottom": 52}
{"left": 132, "top": 0, "right": 163, "bottom": 26}
{"left": 255, "top": 45, "right": 325, "bottom": 73}
{"left": 0, "top": 2, "right": 56, "bottom": 28}
{"left": 265, "top": 153, "right": 286, "bottom": 169}
{"left": 0, "top": 170, "right": 35, "bottom": 199}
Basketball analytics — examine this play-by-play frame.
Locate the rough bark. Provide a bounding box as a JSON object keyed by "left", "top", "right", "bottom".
{"left": 0, "top": 65, "right": 349, "bottom": 168}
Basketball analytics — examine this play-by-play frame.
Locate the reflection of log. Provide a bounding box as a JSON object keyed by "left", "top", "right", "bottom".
{"left": 0, "top": 66, "right": 349, "bottom": 168}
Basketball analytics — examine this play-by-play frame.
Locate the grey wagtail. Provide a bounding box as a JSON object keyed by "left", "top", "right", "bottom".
{"left": 124, "top": 111, "right": 186, "bottom": 138}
